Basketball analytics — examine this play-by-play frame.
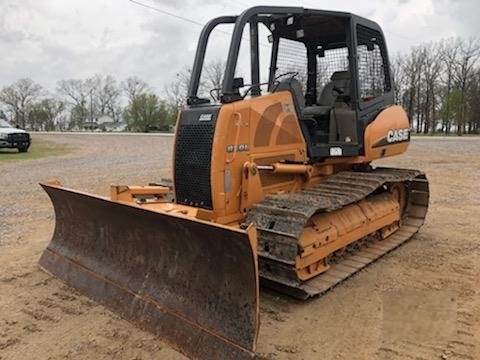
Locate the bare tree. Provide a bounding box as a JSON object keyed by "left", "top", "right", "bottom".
{"left": 90, "top": 74, "right": 121, "bottom": 121}
{"left": 438, "top": 38, "right": 460, "bottom": 133}
{"left": 165, "top": 60, "right": 226, "bottom": 108}
{"left": 420, "top": 43, "right": 443, "bottom": 134}
{"left": 385, "top": 36, "right": 480, "bottom": 135}
{"left": 466, "top": 68, "right": 480, "bottom": 133}
{"left": 122, "top": 76, "right": 150, "bottom": 102}
{"left": 453, "top": 37, "right": 480, "bottom": 134}
{"left": 27, "top": 98, "right": 65, "bottom": 131}
{"left": 57, "top": 79, "right": 88, "bottom": 107}
{"left": 163, "top": 68, "right": 191, "bottom": 126}
{"left": 165, "top": 66, "right": 191, "bottom": 109}
{"left": 0, "top": 78, "right": 42, "bottom": 128}
{"left": 390, "top": 53, "right": 405, "bottom": 104}
{"left": 203, "top": 59, "right": 226, "bottom": 100}
{"left": 397, "top": 44, "right": 443, "bottom": 134}
{"left": 56, "top": 79, "right": 90, "bottom": 128}
{"left": 400, "top": 47, "right": 424, "bottom": 131}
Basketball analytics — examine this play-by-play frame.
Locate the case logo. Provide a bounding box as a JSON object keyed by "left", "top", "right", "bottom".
{"left": 372, "top": 128, "right": 411, "bottom": 148}
{"left": 198, "top": 113, "right": 213, "bottom": 122}
{"left": 387, "top": 128, "right": 410, "bottom": 143}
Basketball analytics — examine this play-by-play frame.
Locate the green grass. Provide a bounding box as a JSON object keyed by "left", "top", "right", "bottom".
{"left": 0, "top": 138, "right": 73, "bottom": 164}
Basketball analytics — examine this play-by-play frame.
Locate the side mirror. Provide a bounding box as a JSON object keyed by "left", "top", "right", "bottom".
{"left": 233, "top": 77, "right": 244, "bottom": 89}
{"left": 232, "top": 77, "right": 244, "bottom": 95}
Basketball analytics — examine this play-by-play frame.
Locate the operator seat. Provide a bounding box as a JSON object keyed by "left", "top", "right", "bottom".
{"left": 300, "top": 71, "right": 351, "bottom": 144}
{"left": 302, "top": 70, "right": 351, "bottom": 117}
{"left": 318, "top": 70, "right": 351, "bottom": 106}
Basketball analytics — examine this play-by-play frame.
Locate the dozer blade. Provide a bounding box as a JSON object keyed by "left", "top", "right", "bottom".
{"left": 39, "top": 183, "right": 259, "bottom": 360}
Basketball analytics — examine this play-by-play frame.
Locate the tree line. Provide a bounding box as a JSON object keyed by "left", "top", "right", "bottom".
{"left": 0, "top": 58, "right": 225, "bottom": 132}
{"left": 392, "top": 36, "right": 480, "bottom": 135}
{"left": 0, "top": 75, "right": 175, "bottom": 132}
{"left": 1, "top": 36, "right": 479, "bottom": 134}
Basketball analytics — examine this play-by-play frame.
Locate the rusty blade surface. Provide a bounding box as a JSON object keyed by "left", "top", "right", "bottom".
{"left": 39, "top": 183, "right": 259, "bottom": 360}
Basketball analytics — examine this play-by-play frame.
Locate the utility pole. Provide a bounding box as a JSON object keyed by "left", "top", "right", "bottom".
{"left": 90, "top": 88, "right": 94, "bottom": 125}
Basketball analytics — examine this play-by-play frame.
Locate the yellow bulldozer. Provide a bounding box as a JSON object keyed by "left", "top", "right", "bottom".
{"left": 39, "top": 6, "right": 429, "bottom": 359}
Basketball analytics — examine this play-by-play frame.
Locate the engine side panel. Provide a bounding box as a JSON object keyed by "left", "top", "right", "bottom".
{"left": 363, "top": 105, "right": 411, "bottom": 160}
{"left": 208, "top": 91, "right": 307, "bottom": 221}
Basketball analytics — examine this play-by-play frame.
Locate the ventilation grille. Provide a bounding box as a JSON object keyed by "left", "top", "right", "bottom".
{"left": 7, "top": 133, "right": 29, "bottom": 142}
{"left": 174, "top": 107, "right": 219, "bottom": 210}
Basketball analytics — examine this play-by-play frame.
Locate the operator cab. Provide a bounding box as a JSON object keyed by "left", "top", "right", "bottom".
{"left": 266, "top": 11, "right": 393, "bottom": 159}
{"left": 187, "top": 7, "right": 394, "bottom": 160}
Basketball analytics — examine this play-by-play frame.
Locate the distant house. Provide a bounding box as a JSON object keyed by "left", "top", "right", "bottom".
{"left": 97, "top": 115, "right": 113, "bottom": 125}
{"left": 103, "top": 121, "right": 127, "bottom": 132}
{"left": 83, "top": 120, "right": 98, "bottom": 131}
{"left": 82, "top": 116, "right": 126, "bottom": 132}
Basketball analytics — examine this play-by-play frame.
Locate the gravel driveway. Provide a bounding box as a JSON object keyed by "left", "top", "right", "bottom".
{"left": 0, "top": 133, "right": 479, "bottom": 360}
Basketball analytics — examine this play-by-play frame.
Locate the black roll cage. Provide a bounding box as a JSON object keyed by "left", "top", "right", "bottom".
{"left": 187, "top": 6, "right": 305, "bottom": 105}
{"left": 186, "top": 5, "right": 393, "bottom": 118}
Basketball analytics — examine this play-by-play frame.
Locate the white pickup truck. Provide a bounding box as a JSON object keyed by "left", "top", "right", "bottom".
{"left": 0, "top": 119, "right": 31, "bottom": 152}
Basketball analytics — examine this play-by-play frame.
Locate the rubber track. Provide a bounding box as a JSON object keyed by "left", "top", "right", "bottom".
{"left": 246, "top": 167, "right": 429, "bottom": 299}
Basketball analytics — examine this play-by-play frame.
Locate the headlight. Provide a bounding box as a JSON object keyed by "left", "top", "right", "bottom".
{"left": 0, "top": 133, "right": 7, "bottom": 139}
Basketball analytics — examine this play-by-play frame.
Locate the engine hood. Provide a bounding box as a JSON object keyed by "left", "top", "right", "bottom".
{"left": 0, "top": 127, "right": 28, "bottom": 134}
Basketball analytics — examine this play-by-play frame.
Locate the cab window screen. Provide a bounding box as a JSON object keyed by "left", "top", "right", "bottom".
{"left": 317, "top": 47, "right": 349, "bottom": 88}
{"left": 356, "top": 24, "right": 391, "bottom": 101}
{"left": 276, "top": 38, "right": 307, "bottom": 88}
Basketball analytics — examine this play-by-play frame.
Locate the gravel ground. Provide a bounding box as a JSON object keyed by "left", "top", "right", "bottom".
{"left": 0, "top": 133, "right": 479, "bottom": 360}
{"left": 0, "top": 133, "right": 173, "bottom": 244}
